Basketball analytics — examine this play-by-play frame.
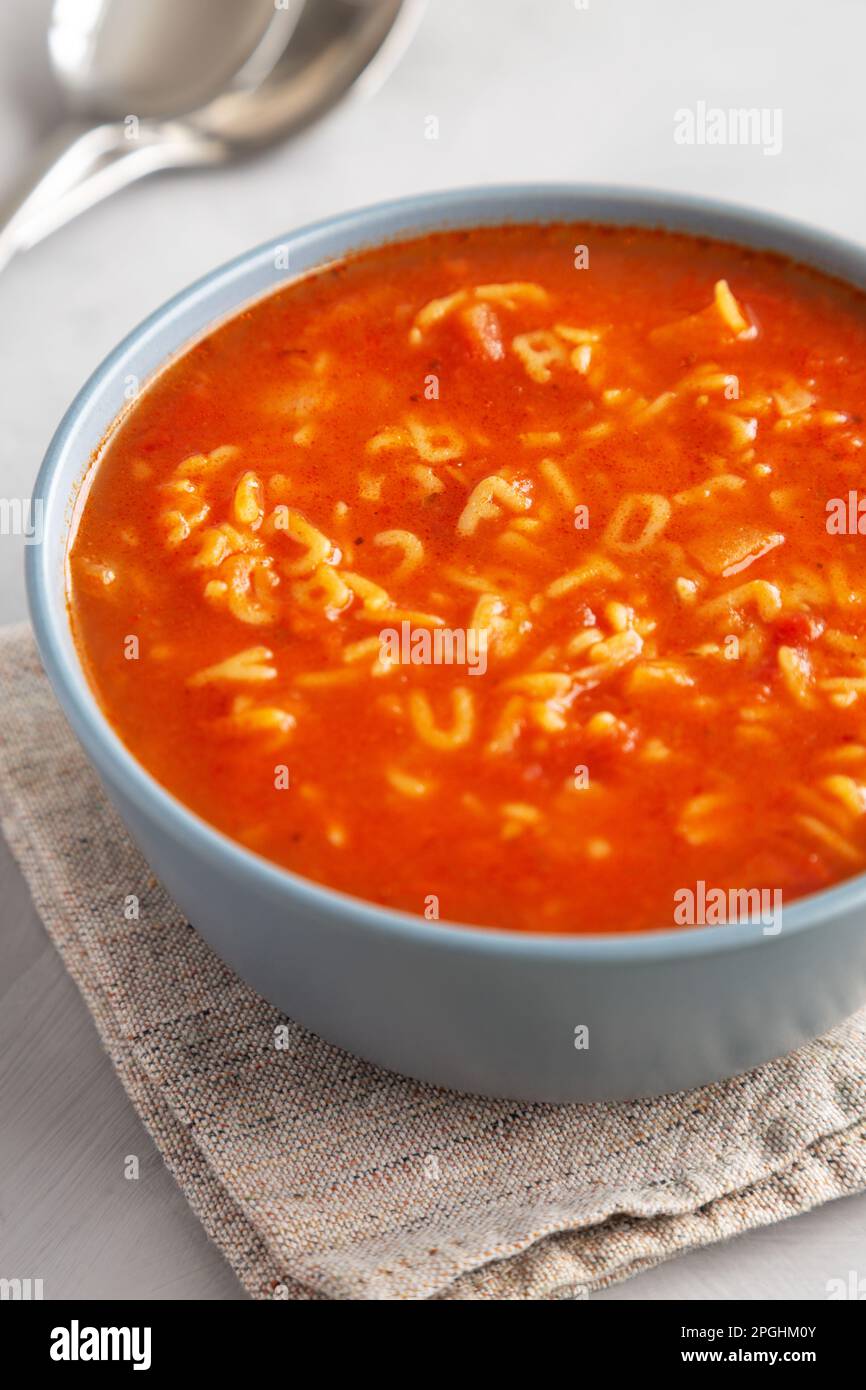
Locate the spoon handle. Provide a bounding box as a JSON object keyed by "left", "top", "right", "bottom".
{"left": 0, "top": 119, "right": 226, "bottom": 273}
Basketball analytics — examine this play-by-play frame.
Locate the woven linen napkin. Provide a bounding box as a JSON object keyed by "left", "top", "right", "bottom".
{"left": 2, "top": 621, "right": 866, "bottom": 1301}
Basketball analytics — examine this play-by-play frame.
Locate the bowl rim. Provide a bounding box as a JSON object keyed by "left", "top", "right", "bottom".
{"left": 26, "top": 180, "right": 866, "bottom": 963}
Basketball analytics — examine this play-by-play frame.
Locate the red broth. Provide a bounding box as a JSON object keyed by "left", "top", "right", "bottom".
{"left": 68, "top": 224, "right": 866, "bottom": 933}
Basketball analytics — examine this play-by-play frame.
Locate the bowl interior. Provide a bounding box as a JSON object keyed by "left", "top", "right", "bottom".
{"left": 26, "top": 184, "right": 866, "bottom": 958}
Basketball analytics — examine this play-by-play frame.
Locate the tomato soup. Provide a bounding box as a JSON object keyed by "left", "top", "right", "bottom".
{"left": 68, "top": 224, "right": 866, "bottom": 933}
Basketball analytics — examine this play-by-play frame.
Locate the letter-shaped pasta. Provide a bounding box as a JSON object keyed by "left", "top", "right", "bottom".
{"left": 411, "top": 464, "right": 446, "bottom": 497}
{"left": 193, "top": 527, "right": 232, "bottom": 569}
{"left": 193, "top": 522, "right": 264, "bottom": 570}
{"left": 822, "top": 775, "right": 866, "bottom": 818}
{"left": 188, "top": 646, "right": 277, "bottom": 685}
{"left": 176, "top": 445, "right": 238, "bottom": 477}
{"left": 408, "top": 688, "right": 475, "bottom": 750}
{"left": 486, "top": 696, "right": 526, "bottom": 755}
{"left": 366, "top": 426, "right": 410, "bottom": 453}
{"left": 604, "top": 493, "right": 672, "bottom": 553}
{"left": 828, "top": 561, "right": 861, "bottom": 610}
{"left": 469, "top": 592, "right": 529, "bottom": 659}
{"left": 700, "top": 579, "right": 783, "bottom": 625}
{"left": 342, "top": 570, "right": 392, "bottom": 612}
{"left": 710, "top": 411, "right": 758, "bottom": 451}
{"left": 511, "top": 330, "right": 567, "bottom": 384}
{"left": 650, "top": 279, "right": 755, "bottom": 348}
{"left": 223, "top": 555, "right": 279, "bottom": 626}
{"left": 504, "top": 673, "right": 573, "bottom": 699}
{"left": 546, "top": 556, "right": 622, "bottom": 598}
{"left": 279, "top": 509, "right": 339, "bottom": 576}
{"left": 232, "top": 470, "right": 264, "bottom": 528}
{"left": 225, "top": 699, "right": 296, "bottom": 739}
{"left": 406, "top": 418, "right": 464, "bottom": 463}
{"left": 674, "top": 474, "right": 745, "bottom": 506}
{"left": 538, "top": 458, "right": 577, "bottom": 511}
{"left": 554, "top": 324, "right": 602, "bottom": 345}
{"left": 587, "top": 629, "right": 644, "bottom": 668}
{"left": 409, "top": 290, "right": 469, "bottom": 345}
{"left": 386, "top": 768, "right": 433, "bottom": 798}
{"left": 778, "top": 645, "right": 816, "bottom": 707}
{"left": 160, "top": 478, "right": 210, "bottom": 548}
{"left": 474, "top": 282, "right": 549, "bottom": 308}
{"left": 408, "top": 283, "right": 548, "bottom": 346}
{"left": 374, "top": 530, "right": 424, "bottom": 582}
{"left": 713, "top": 279, "right": 751, "bottom": 336}
{"left": 457, "top": 475, "right": 531, "bottom": 536}
{"left": 291, "top": 564, "right": 353, "bottom": 621}
{"left": 162, "top": 501, "right": 210, "bottom": 547}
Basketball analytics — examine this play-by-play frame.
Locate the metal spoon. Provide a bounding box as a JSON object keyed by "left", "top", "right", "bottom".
{"left": 0, "top": 0, "right": 424, "bottom": 273}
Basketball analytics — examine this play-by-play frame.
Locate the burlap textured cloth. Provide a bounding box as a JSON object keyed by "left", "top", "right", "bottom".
{"left": 2, "top": 623, "right": 865, "bottom": 1300}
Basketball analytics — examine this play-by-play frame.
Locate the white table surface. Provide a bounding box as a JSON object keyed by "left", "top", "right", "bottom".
{"left": 1, "top": 0, "right": 865, "bottom": 1300}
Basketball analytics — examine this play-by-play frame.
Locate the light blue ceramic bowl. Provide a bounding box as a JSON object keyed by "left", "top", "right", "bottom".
{"left": 27, "top": 185, "right": 866, "bottom": 1102}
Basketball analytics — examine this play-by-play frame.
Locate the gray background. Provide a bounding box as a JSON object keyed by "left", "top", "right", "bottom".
{"left": 1, "top": 0, "right": 865, "bottom": 1299}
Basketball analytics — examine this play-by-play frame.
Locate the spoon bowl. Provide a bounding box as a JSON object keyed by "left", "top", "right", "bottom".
{"left": 0, "top": 0, "right": 424, "bottom": 271}
{"left": 48, "top": 0, "right": 295, "bottom": 119}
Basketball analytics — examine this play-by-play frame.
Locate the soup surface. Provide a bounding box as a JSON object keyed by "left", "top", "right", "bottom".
{"left": 69, "top": 224, "right": 866, "bottom": 933}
